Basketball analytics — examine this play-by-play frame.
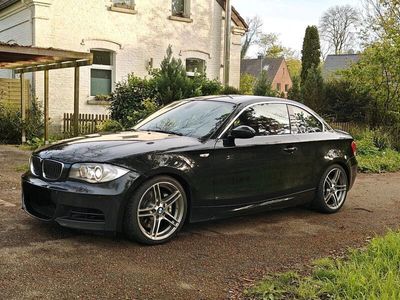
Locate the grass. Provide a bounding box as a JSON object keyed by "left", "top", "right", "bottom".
{"left": 358, "top": 150, "right": 400, "bottom": 173}
{"left": 15, "top": 163, "right": 28, "bottom": 173}
{"left": 245, "top": 231, "right": 400, "bottom": 300}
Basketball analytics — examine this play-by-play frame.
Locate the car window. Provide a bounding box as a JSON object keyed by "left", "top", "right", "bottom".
{"left": 233, "top": 103, "right": 291, "bottom": 136}
{"left": 136, "top": 100, "right": 236, "bottom": 139}
{"left": 288, "top": 105, "right": 323, "bottom": 134}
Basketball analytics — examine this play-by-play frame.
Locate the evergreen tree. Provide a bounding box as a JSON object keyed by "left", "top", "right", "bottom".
{"left": 301, "top": 26, "right": 321, "bottom": 85}
{"left": 287, "top": 75, "right": 301, "bottom": 101}
{"left": 301, "top": 66, "right": 325, "bottom": 112}
{"left": 253, "top": 70, "right": 276, "bottom": 96}
{"left": 153, "top": 45, "right": 191, "bottom": 105}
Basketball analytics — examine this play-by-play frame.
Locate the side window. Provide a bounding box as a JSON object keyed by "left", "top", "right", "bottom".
{"left": 288, "top": 105, "right": 323, "bottom": 134}
{"left": 233, "top": 103, "right": 290, "bottom": 136}
{"left": 186, "top": 58, "right": 206, "bottom": 77}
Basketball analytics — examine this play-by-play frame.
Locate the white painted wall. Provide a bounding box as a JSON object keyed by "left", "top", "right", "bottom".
{"left": 0, "top": 0, "right": 245, "bottom": 132}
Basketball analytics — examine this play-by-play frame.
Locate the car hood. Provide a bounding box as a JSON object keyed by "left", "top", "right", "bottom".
{"left": 34, "top": 131, "right": 202, "bottom": 164}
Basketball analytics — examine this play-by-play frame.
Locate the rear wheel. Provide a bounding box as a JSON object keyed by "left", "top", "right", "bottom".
{"left": 313, "top": 164, "right": 348, "bottom": 213}
{"left": 124, "top": 176, "right": 187, "bottom": 245}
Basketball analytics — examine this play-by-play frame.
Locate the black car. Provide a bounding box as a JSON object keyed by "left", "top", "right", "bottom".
{"left": 22, "top": 96, "right": 357, "bottom": 244}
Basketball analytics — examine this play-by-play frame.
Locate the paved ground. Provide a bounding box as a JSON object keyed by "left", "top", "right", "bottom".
{"left": 1, "top": 145, "right": 400, "bottom": 300}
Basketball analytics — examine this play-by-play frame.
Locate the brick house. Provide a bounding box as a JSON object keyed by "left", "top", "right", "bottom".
{"left": 0, "top": 0, "right": 247, "bottom": 131}
{"left": 241, "top": 57, "right": 292, "bottom": 98}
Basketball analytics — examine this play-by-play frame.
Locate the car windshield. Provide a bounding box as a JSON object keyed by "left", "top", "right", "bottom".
{"left": 134, "top": 100, "right": 236, "bottom": 139}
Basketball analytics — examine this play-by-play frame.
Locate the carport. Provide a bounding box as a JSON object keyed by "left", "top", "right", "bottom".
{"left": 0, "top": 43, "right": 93, "bottom": 143}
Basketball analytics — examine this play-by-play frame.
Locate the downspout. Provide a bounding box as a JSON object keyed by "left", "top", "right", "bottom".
{"left": 223, "top": 0, "right": 231, "bottom": 87}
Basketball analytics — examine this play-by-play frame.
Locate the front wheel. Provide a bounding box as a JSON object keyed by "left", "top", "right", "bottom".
{"left": 124, "top": 176, "right": 187, "bottom": 245}
{"left": 313, "top": 164, "right": 348, "bottom": 213}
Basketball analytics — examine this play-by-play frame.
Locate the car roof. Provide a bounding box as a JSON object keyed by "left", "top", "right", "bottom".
{"left": 187, "top": 95, "right": 303, "bottom": 107}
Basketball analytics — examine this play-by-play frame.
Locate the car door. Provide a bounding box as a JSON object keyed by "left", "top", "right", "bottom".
{"left": 211, "top": 103, "right": 302, "bottom": 207}
{"left": 287, "top": 104, "right": 325, "bottom": 189}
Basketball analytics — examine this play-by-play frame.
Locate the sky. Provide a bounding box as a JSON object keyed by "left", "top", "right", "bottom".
{"left": 232, "top": 0, "right": 362, "bottom": 57}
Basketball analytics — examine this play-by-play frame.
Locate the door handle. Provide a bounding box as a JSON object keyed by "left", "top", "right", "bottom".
{"left": 283, "top": 146, "right": 298, "bottom": 153}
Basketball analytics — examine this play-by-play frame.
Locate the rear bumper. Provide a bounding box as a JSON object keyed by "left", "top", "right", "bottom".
{"left": 21, "top": 172, "right": 140, "bottom": 234}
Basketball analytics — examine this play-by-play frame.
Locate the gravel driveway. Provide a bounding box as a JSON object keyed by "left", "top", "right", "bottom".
{"left": 1, "top": 145, "right": 400, "bottom": 300}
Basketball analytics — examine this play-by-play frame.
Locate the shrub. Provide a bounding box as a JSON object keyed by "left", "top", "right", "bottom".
{"left": 240, "top": 73, "right": 256, "bottom": 95}
{"left": 0, "top": 104, "right": 22, "bottom": 144}
{"left": 96, "top": 119, "right": 124, "bottom": 132}
{"left": 109, "top": 74, "right": 158, "bottom": 127}
{"left": 221, "top": 85, "right": 240, "bottom": 95}
{"left": 152, "top": 45, "right": 192, "bottom": 105}
{"left": 127, "top": 98, "right": 159, "bottom": 126}
{"left": 253, "top": 70, "right": 277, "bottom": 97}
{"left": 0, "top": 99, "right": 43, "bottom": 144}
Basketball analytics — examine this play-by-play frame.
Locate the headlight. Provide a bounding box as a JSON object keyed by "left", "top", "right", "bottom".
{"left": 69, "top": 163, "right": 129, "bottom": 183}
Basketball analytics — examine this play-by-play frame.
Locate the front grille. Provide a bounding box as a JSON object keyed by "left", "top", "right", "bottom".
{"left": 30, "top": 156, "right": 42, "bottom": 176}
{"left": 42, "top": 159, "right": 63, "bottom": 180}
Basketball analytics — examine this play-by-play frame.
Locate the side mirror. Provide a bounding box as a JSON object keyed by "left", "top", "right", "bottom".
{"left": 230, "top": 125, "right": 256, "bottom": 139}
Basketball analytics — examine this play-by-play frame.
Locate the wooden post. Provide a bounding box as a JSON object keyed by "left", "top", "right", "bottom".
{"left": 44, "top": 70, "right": 49, "bottom": 143}
{"left": 73, "top": 66, "right": 80, "bottom": 137}
{"left": 20, "top": 72, "right": 26, "bottom": 143}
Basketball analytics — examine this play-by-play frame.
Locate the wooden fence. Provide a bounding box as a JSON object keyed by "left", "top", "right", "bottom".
{"left": 0, "top": 78, "right": 30, "bottom": 110}
{"left": 63, "top": 113, "right": 110, "bottom": 135}
{"left": 329, "top": 122, "right": 364, "bottom": 134}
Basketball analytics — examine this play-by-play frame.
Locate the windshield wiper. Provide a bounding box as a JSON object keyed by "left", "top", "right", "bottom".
{"left": 146, "top": 129, "right": 183, "bottom": 136}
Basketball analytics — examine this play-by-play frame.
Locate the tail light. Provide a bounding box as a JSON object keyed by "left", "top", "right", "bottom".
{"left": 351, "top": 141, "right": 357, "bottom": 156}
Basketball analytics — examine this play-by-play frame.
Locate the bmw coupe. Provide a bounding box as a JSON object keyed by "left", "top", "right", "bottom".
{"left": 22, "top": 96, "right": 357, "bottom": 244}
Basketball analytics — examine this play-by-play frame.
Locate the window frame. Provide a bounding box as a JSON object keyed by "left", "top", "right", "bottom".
{"left": 287, "top": 104, "right": 325, "bottom": 135}
{"left": 186, "top": 58, "right": 206, "bottom": 77}
{"left": 171, "top": 0, "right": 191, "bottom": 19}
{"left": 218, "top": 101, "right": 326, "bottom": 139}
{"left": 89, "top": 49, "right": 115, "bottom": 98}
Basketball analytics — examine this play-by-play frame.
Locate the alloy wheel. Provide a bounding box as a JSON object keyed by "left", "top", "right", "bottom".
{"left": 323, "top": 168, "right": 347, "bottom": 210}
{"left": 137, "top": 182, "right": 184, "bottom": 241}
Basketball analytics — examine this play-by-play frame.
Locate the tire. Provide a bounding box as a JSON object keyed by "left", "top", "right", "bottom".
{"left": 124, "top": 176, "right": 187, "bottom": 245}
{"left": 313, "top": 164, "right": 349, "bottom": 214}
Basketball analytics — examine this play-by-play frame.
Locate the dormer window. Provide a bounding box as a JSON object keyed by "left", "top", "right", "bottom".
{"left": 172, "top": 0, "right": 190, "bottom": 18}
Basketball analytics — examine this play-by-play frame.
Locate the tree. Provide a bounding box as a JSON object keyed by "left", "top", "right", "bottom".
{"left": 241, "top": 16, "right": 263, "bottom": 59}
{"left": 287, "top": 75, "right": 301, "bottom": 101}
{"left": 301, "top": 66, "right": 325, "bottom": 112}
{"left": 240, "top": 73, "right": 256, "bottom": 95}
{"left": 253, "top": 70, "right": 276, "bottom": 96}
{"left": 301, "top": 26, "right": 321, "bottom": 85}
{"left": 319, "top": 5, "right": 360, "bottom": 54}
{"left": 286, "top": 59, "right": 302, "bottom": 78}
{"left": 153, "top": 45, "right": 191, "bottom": 105}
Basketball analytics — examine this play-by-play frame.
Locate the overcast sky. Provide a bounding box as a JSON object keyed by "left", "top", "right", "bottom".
{"left": 232, "top": 0, "right": 362, "bottom": 57}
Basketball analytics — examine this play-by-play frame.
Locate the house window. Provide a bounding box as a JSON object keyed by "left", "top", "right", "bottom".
{"left": 285, "top": 84, "right": 289, "bottom": 92}
{"left": 90, "top": 50, "right": 114, "bottom": 97}
{"left": 276, "top": 83, "right": 281, "bottom": 91}
{"left": 112, "top": 0, "right": 135, "bottom": 10}
{"left": 186, "top": 58, "right": 205, "bottom": 77}
{"left": 172, "top": 0, "right": 190, "bottom": 18}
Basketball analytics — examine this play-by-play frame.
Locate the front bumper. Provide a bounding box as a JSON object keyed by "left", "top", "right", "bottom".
{"left": 21, "top": 172, "right": 140, "bottom": 234}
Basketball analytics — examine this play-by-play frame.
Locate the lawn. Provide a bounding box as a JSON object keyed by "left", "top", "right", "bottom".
{"left": 246, "top": 230, "right": 400, "bottom": 300}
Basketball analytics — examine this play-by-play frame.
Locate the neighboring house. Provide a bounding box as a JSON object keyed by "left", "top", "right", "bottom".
{"left": 322, "top": 54, "right": 360, "bottom": 80}
{"left": 241, "top": 57, "right": 292, "bottom": 98}
{"left": 0, "top": 0, "right": 247, "bottom": 131}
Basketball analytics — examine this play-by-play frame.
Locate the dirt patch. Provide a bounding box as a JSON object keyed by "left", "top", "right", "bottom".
{"left": 0, "top": 145, "right": 400, "bottom": 299}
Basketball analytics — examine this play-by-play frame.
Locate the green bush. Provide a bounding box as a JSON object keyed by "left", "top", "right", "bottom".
{"left": 240, "top": 73, "right": 256, "bottom": 95}
{"left": 0, "top": 104, "right": 22, "bottom": 144}
{"left": 221, "top": 85, "right": 240, "bottom": 95}
{"left": 0, "top": 99, "right": 43, "bottom": 144}
{"left": 109, "top": 74, "right": 158, "bottom": 127}
{"left": 96, "top": 119, "right": 124, "bottom": 132}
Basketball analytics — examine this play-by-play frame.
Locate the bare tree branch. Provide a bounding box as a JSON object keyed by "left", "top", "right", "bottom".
{"left": 319, "top": 5, "right": 360, "bottom": 54}
{"left": 241, "top": 16, "right": 263, "bottom": 59}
